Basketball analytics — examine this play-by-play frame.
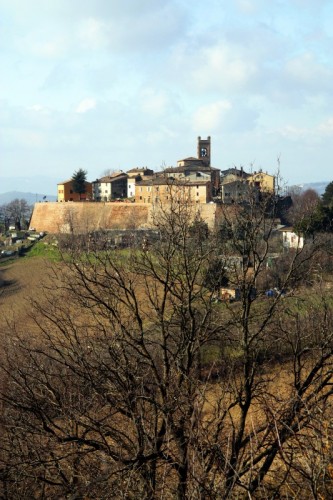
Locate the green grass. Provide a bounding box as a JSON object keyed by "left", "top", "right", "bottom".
{"left": 24, "top": 241, "right": 61, "bottom": 261}
{"left": 23, "top": 242, "right": 139, "bottom": 264}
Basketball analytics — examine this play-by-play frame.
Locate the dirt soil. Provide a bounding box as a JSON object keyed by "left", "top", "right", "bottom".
{"left": 0, "top": 257, "right": 52, "bottom": 335}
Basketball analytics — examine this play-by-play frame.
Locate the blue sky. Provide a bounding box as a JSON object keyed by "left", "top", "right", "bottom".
{"left": 1, "top": 0, "right": 333, "bottom": 195}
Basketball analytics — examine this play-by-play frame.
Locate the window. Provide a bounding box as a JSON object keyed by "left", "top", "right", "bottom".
{"left": 140, "top": 196, "right": 142, "bottom": 200}
{"left": 70, "top": 189, "right": 73, "bottom": 194}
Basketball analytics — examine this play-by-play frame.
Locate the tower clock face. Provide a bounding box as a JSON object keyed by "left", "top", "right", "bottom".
{"left": 200, "top": 147, "right": 208, "bottom": 157}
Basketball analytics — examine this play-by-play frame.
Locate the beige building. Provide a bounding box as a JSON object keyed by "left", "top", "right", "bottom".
{"left": 220, "top": 167, "right": 249, "bottom": 185}
{"left": 135, "top": 179, "right": 212, "bottom": 205}
{"left": 126, "top": 167, "right": 154, "bottom": 198}
{"left": 221, "top": 180, "right": 260, "bottom": 204}
{"left": 57, "top": 180, "right": 92, "bottom": 202}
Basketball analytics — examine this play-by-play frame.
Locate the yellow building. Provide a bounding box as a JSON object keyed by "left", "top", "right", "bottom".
{"left": 57, "top": 179, "right": 93, "bottom": 202}
{"left": 135, "top": 179, "right": 212, "bottom": 205}
{"left": 247, "top": 171, "right": 275, "bottom": 193}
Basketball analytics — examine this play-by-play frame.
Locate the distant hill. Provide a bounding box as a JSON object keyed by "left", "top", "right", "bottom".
{"left": 285, "top": 182, "right": 328, "bottom": 196}
{"left": 0, "top": 175, "right": 58, "bottom": 196}
{"left": 0, "top": 192, "right": 57, "bottom": 205}
{"left": 300, "top": 182, "right": 328, "bottom": 195}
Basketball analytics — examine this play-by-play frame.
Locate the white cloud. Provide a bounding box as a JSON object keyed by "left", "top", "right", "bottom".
{"left": 26, "top": 105, "right": 51, "bottom": 115}
{"left": 277, "top": 117, "right": 333, "bottom": 143}
{"left": 7, "top": 129, "right": 44, "bottom": 148}
{"left": 77, "top": 18, "right": 108, "bottom": 49}
{"left": 285, "top": 52, "right": 333, "bottom": 90}
{"left": 139, "top": 89, "right": 171, "bottom": 117}
{"left": 193, "top": 100, "right": 232, "bottom": 131}
{"left": 278, "top": 125, "right": 308, "bottom": 141}
{"left": 317, "top": 117, "right": 333, "bottom": 136}
{"left": 192, "top": 99, "right": 260, "bottom": 135}
{"left": 16, "top": 29, "right": 70, "bottom": 59}
{"left": 171, "top": 42, "right": 258, "bottom": 94}
{"left": 146, "top": 127, "right": 177, "bottom": 146}
{"left": 234, "top": 0, "right": 259, "bottom": 14}
{"left": 2, "top": 0, "right": 333, "bottom": 187}
{"left": 75, "top": 98, "right": 97, "bottom": 114}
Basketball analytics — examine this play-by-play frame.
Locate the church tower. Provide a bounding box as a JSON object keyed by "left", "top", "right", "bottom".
{"left": 197, "top": 136, "right": 211, "bottom": 166}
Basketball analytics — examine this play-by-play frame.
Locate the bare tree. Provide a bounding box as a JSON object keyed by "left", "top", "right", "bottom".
{"left": 1, "top": 187, "right": 333, "bottom": 498}
{"left": 0, "top": 199, "right": 32, "bottom": 230}
{"left": 287, "top": 188, "right": 320, "bottom": 227}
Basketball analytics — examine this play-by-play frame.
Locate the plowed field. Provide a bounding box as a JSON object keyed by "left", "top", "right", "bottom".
{"left": 0, "top": 257, "right": 51, "bottom": 335}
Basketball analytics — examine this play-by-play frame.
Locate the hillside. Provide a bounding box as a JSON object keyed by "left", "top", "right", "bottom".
{"left": 2, "top": 200, "right": 333, "bottom": 499}
{"left": 0, "top": 257, "right": 51, "bottom": 333}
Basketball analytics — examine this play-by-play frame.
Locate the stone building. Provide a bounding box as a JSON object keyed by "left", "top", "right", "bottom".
{"left": 163, "top": 136, "right": 220, "bottom": 196}
{"left": 135, "top": 178, "right": 212, "bottom": 205}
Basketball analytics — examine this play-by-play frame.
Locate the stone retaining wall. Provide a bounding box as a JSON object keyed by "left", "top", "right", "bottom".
{"left": 29, "top": 202, "right": 220, "bottom": 233}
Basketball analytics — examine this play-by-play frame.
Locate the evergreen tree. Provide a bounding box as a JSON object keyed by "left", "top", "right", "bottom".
{"left": 322, "top": 180, "right": 333, "bottom": 207}
{"left": 72, "top": 168, "right": 87, "bottom": 200}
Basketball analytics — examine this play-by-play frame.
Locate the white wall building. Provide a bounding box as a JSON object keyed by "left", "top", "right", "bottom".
{"left": 281, "top": 227, "right": 304, "bottom": 249}
{"left": 92, "top": 173, "right": 128, "bottom": 201}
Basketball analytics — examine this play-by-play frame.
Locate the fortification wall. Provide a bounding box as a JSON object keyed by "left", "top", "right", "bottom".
{"left": 30, "top": 201, "right": 220, "bottom": 234}
{"left": 30, "top": 202, "right": 152, "bottom": 233}
{"left": 199, "top": 203, "right": 220, "bottom": 229}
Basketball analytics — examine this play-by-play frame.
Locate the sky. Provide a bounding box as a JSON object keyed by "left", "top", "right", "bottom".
{"left": 1, "top": 0, "right": 333, "bottom": 195}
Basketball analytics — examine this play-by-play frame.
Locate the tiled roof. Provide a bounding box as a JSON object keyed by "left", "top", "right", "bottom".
{"left": 93, "top": 173, "right": 128, "bottom": 183}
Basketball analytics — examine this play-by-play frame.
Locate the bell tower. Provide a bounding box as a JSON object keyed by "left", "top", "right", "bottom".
{"left": 197, "top": 136, "right": 211, "bottom": 166}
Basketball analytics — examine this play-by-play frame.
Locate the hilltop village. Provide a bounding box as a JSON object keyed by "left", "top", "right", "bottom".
{"left": 57, "top": 136, "right": 275, "bottom": 205}
{"left": 30, "top": 136, "right": 279, "bottom": 234}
